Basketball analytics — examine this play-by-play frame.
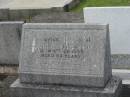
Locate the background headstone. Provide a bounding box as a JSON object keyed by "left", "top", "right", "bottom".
{"left": 19, "top": 23, "right": 111, "bottom": 87}
{"left": 0, "top": 8, "right": 9, "bottom": 21}
{"left": 84, "top": 7, "right": 130, "bottom": 54}
{"left": 28, "top": 12, "right": 84, "bottom": 23}
{"left": 0, "top": 21, "right": 23, "bottom": 65}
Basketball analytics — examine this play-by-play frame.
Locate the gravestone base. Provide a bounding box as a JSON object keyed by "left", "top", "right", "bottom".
{"left": 10, "top": 76, "right": 122, "bottom": 97}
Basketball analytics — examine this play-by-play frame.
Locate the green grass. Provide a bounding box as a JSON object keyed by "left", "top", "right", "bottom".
{"left": 71, "top": 0, "right": 130, "bottom": 12}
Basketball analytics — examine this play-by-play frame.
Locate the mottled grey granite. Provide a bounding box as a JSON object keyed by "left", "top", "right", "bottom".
{"left": 10, "top": 76, "right": 122, "bottom": 97}
{"left": 0, "top": 21, "right": 24, "bottom": 65}
{"left": 19, "top": 23, "right": 111, "bottom": 87}
{"left": 0, "top": 8, "right": 9, "bottom": 20}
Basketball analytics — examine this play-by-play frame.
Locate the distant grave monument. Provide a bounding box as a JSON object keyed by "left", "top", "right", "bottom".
{"left": 10, "top": 23, "right": 122, "bottom": 97}
{"left": 0, "top": 9, "right": 9, "bottom": 20}
{"left": 0, "top": 21, "right": 23, "bottom": 65}
{"left": 29, "top": 12, "right": 84, "bottom": 23}
{"left": 84, "top": 7, "right": 130, "bottom": 54}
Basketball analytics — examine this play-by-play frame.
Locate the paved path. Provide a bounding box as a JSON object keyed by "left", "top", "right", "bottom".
{"left": 0, "top": 0, "right": 73, "bottom": 9}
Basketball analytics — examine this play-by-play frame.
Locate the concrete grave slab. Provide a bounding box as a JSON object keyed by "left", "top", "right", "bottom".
{"left": 10, "top": 76, "right": 122, "bottom": 97}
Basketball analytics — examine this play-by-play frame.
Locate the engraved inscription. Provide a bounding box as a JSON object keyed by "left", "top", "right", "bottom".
{"left": 32, "top": 34, "right": 91, "bottom": 59}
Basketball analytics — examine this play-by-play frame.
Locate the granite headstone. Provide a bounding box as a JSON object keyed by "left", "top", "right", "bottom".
{"left": 19, "top": 23, "right": 111, "bottom": 87}
{"left": 10, "top": 23, "right": 122, "bottom": 97}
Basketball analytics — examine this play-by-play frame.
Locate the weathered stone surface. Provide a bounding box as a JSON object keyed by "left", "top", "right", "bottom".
{"left": 19, "top": 23, "right": 111, "bottom": 87}
{"left": 10, "top": 76, "right": 122, "bottom": 97}
{"left": 9, "top": 9, "right": 55, "bottom": 21}
{"left": 0, "top": 21, "right": 24, "bottom": 65}
{"left": 84, "top": 7, "right": 130, "bottom": 54}
{"left": 29, "top": 12, "right": 84, "bottom": 23}
{"left": 0, "top": 8, "right": 9, "bottom": 20}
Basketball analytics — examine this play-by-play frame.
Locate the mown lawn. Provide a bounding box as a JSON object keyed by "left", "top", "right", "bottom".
{"left": 71, "top": 0, "right": 130, "bottom": 12}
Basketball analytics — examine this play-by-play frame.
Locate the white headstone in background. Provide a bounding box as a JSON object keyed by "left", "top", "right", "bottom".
{"left": 84, "top": 7, "right": 130, "bottom": 54}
